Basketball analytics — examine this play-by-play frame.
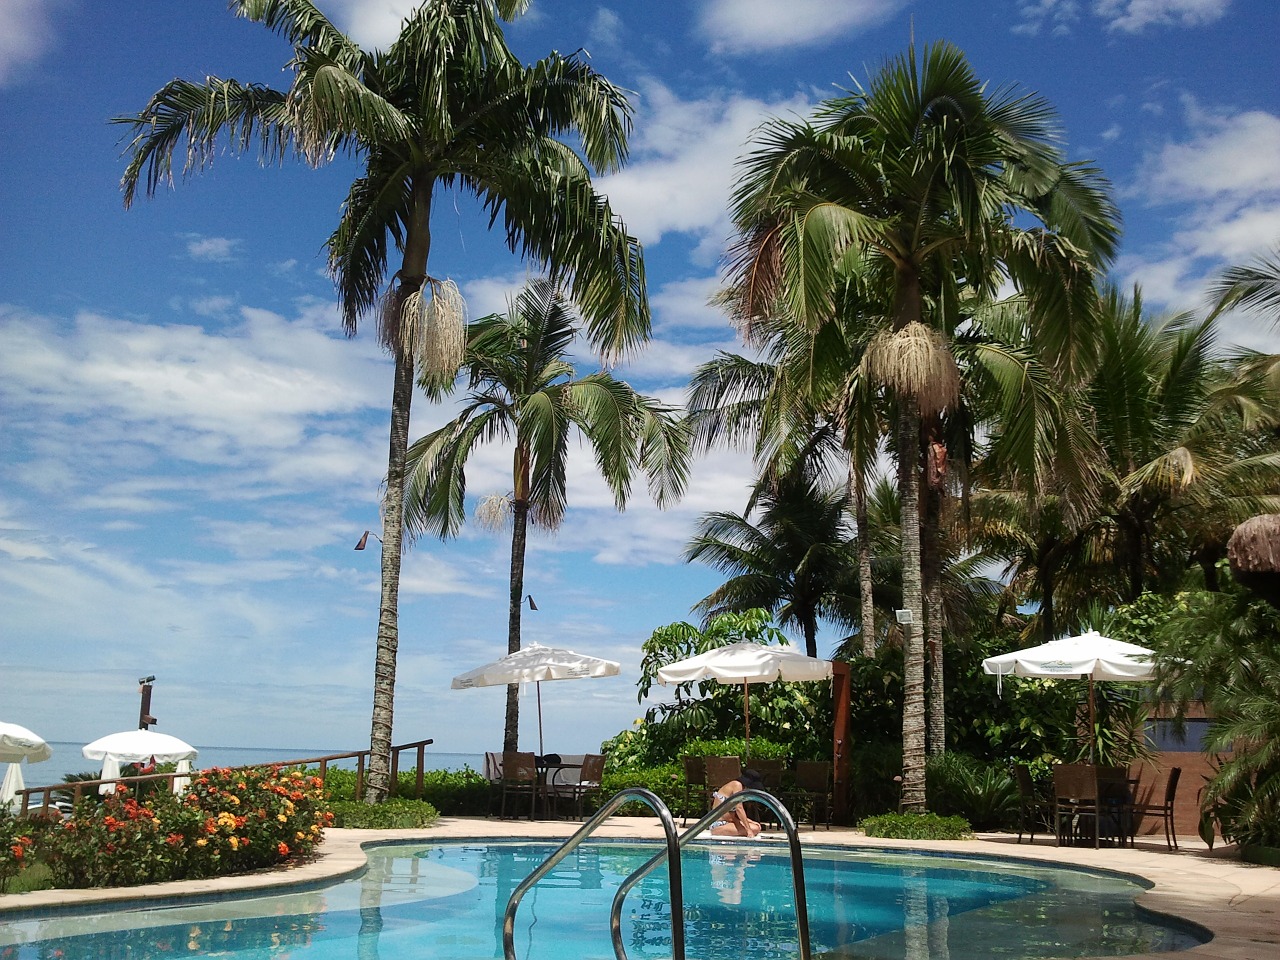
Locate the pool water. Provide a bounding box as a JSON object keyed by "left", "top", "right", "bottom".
{"left": 0, "top": 841, "right": 1207, "bottom": 960}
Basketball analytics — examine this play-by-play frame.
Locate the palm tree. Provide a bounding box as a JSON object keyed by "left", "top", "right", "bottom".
{"left": 685, "top": 464, "right": 858, "bottom": 658}
{"left": 117, "top": 1, "right": 649, "bottom": 801}
{"left": 722, "top": 42, "right": 1120, "bottom": 808}
{"left": 403, "top": 280, "right": 688, "bottom": 751}
{"left": 1211, "top": 247, "right": 1280, "bottom": 326}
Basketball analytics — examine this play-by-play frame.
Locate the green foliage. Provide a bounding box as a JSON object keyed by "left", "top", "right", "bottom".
{"left": 35, "top": 767, "right": 331, "bottom": 889}
{"left": 0, "top": 811, "right": 37, "bottom": 892}
{"left": 925, "top": 753, "right": 1018, "bottom": 830}
{"left": 860, "top": 812, "right": 974, "bottom": 840}
{"left": 681, "top": 737, "right": 791, "bottom": 761}
{"left": 631, "top": 610, "right": 832, "bottom": 765}
{"left": 600, "top": 764, "right": 684, "bottom": 817}
{"left": 328, "top": 798, "right": 440, "bottom": 829}
{"left": 311, "top": 765, "right": 490, "bottom": 816}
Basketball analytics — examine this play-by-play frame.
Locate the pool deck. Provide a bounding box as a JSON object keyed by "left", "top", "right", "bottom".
{"left": 1, "top": 817, "right": 1276, "bottom": 960}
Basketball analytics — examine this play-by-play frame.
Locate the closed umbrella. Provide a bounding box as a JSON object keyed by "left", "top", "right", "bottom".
{"left": 982, "top": 630, "right": 1158, "bottom": 760}
{"left": 451, "top": 643, "right": 621, "bottom": 755}
{"left": 656, "top": 641, "right": 833, "bottom": 754}
{"left": 0, "top": 721, "right": 52, "bottom": 812}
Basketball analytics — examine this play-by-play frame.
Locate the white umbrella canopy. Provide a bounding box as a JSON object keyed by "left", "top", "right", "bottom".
{"left": 0, "top": 721, "right": 53, "bottom": 763}
{"left": 982, "top": 630, "right": 1158, "bottom": 761}
{"left": 451, "top": 643, "right": 621, "bottom": 755}
{"left": 656, "top": 641, "right": 834, "bottom": 753}
{"left": 1, "top": 722, "right": 52, "bottom": 812}
{"left": 83, "top": 729, "right": 198, "bottom": 764}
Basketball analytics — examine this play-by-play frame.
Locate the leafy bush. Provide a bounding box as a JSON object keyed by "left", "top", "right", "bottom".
{"left": 0, "top": 811, "right": 37, "bottom": 892}
{"left": 37, "top": 766, "right": 331, "bottom": 888}
{"left": 311, "top": 765, "right": 490, "bottom": 815}
{"left": 860, "top": 812, "right": 973, "bottom": 840}
{"left": 926, "top": 753, "right": 1018, "bottom": 830}
{"left": 329, "top": 798, "right": 439, "bottom": 828}
{"left": 600, "top": 764, "right": 683, "bottom": 817}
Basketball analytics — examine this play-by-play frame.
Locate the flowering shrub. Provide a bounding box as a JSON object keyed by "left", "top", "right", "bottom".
{"left": 39, "top": 766, "right": 332, "bottom": 888}
{"left": 0, "top": 812, "right": 36, "bottom": 892}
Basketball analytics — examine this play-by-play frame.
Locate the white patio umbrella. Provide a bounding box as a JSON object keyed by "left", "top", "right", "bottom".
{"left": 451, "top": 643, "right": 621, "bottom": 755}
{"left": 656, "top": 641, "right": 834, "bottom": 754}
{"left": 83, "top": 729, "right": 199, "bottom": 796}
{"left": 0, "top": 721, "right": 52, "bottom": 812}
{"left": 982, "top": 630, "right": 1158, "bottom": 760}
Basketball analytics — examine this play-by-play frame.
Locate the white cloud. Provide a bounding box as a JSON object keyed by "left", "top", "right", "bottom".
{"left": 0, "top": 0, "right": 65, "bottom": 87}
{"left": 1013, "top": 0, "right": 1082, "bottom": 36}
{"left": 598, "top": 81, "right": 814, "bottom": 257}
{"left": 697, "top": 0, "right": 908, "bottom": 55}
{"left": 1139, "top": 101, "right": 1280, "bottom": 204}
{"left": 1093, "top": 0, "right": 1231, "bottom": 33}
{"left": 588, "top": 8, "right": 622, "bottom": 49}
{"left": 186, "top": 236, "right": 239, "bottom": 262}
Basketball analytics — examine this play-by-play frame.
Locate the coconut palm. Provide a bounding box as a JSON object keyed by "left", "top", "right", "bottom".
{"left": 1211, "top": 247, "right": 1280, "bottom": 327}
{"left": 722, "top": 42, "right": 1120, "bottom": 808}
{"left": 117, "top": 1, "right": 649, "bottom": 801}
{"left": 685, "top": 463, "right": 858, "bottom": 658}
{"left": 403, "top": 280, "right": 688, "bottom": 751}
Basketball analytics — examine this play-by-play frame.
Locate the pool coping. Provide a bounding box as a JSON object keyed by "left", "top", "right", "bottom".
{"left": 1, "top": 818, "right": 1276, "bottom": 960}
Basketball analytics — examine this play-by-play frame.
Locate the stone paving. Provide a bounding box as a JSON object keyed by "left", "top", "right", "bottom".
{"left": 1, "top": 818, "right": 1276, "bottom": 959}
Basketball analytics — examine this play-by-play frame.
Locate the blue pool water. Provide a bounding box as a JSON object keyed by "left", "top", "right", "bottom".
{"left": 0, "top": 841, "right": 1207, "bottom": 960}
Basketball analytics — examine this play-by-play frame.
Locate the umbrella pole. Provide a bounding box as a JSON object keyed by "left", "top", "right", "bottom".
{"left": 537, "top": 681, "right": 545, "bottom": 757}
{"left": 1087, "top": 676, "right": 1097, "bottom": 764}
{"left": 743, "top": 680, "right": 750, "bottom": 758}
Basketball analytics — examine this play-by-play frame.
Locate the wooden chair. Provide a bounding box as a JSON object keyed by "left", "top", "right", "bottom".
{"left": 703, "top": 755, "right": 742, "bottom": 808}
{"left": 554, "top": 754, "right": 605, "bottom": 821}
{"left": 748, "top": 759, "right": 785, "bottom": 828}
{"left": 483, "top": 751, "right": 504, "bottom": 817}
{"left": 783, "top": 760, "right": 832, "bottom": 830}
{"left": 1052, "top": 763, "right": 1101, "bottom": 847}
{"left": 680, "top": 755, "right": 706, "bottom": 827}
{"left": 1013, "top": 765, "right": 1052, "bottom": 843}
{"left": 1130, "top": 767, "right": 1181, "bottom": 850}
{"left": 500, "top": 751, "right": 539, "bottom": 820}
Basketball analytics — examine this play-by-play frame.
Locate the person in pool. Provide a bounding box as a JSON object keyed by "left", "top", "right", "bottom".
{"left": 709, "top": 768, "right": 765, "bottom": 837}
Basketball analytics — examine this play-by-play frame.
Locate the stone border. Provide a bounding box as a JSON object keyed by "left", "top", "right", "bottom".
{"left": 2, "top": 818, "right": 1277, "bottom": 960}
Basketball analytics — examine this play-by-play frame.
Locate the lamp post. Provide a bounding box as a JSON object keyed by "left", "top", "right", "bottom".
{"left": 137, "top": 675, "right": 157, "bottom": 729}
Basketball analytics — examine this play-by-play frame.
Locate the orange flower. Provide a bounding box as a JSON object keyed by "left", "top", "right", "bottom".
{"left": 10, "top": 845, "right": 24, "bottom": 860}
{"left": 166, "top": 833, "right": 184, "bottom": 846}
{"left": 277, "top": 842, "right": 290, "bottom": 856}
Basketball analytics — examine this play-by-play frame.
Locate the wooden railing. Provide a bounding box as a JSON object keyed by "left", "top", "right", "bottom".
{"left": 13, "top": 736, "right": 435, "bottom": 818}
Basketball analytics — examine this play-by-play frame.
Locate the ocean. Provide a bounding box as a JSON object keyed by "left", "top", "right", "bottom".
{"left": 22, "top": 742, "right": 486, "bottom": 788}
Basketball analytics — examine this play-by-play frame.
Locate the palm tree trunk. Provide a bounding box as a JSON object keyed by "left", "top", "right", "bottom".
{"left": 923, "top": 475, "right": 945, "bottom": 757}
{"left": 504, "top": 497, "right": 530, "bottom": 753}
{"left": 365, "top": 181, "right": 432, "bottom": 804}
{"left": 898, "top": 399, "right": 927, "bottom": 810}
{"left": 852, "top": 458, "right": 876, "bottom": 656}
{"left": 365, "top": 344, "right": 413, "bottom": 803}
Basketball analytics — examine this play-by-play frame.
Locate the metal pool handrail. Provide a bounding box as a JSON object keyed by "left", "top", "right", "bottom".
{"left": 609, "top": 788, "right": 812, "bottom": 960}
{"left": 502, "top": 787, "right": 685, "bottom": 960}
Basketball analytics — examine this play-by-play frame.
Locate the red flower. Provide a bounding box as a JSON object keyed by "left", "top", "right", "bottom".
{"left": 277, "top": 842, "right": 290, "bottom": 856}
{"left": 10, "top": 845, "right": 24, "bottom": 860}
{"left": 166, "top": 833, "right": 184, "bottom": 846}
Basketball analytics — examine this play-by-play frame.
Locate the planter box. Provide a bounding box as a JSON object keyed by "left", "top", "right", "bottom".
{"left": 1241, "top": 844, "right": 1280, "bottom": 867}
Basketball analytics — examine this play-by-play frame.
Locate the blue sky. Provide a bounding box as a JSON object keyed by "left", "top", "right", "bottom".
{"left": 2, "top": 0, "right": 1277, "bottom": 761}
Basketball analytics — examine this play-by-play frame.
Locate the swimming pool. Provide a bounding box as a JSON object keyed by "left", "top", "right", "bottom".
{"left": 0, "top": 841, "right": 1208, "bottom": 960}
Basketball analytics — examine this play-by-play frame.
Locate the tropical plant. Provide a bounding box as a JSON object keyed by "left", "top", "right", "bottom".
{"left": 117, "top": 1, "right": 649, "bottom": 801}
{"left": 925, "top": 752, "right": 1019, "bottom": 829}
{"left": 721, "top": 41, "right": 1119, "bottom": 808}
{"left": 684, "top": 463, "right": 858, "bottom": 657}
{"left": 1211, "top": 246, "right": 1280, "bottom": 328}
{"left": 404, "top": 280, "right": 688, "bottom": 751}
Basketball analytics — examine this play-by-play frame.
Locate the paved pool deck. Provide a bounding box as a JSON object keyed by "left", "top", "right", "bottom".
{"left": 1, "top": 817, "right": 1276, "bottom": 960}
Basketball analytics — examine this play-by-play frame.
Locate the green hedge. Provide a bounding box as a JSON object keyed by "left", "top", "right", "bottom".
{"left": 329, "top": 798, "right": 440, "bottom": 828}
{"left": 860, "top": 812, "right": 973, "bottom": 840}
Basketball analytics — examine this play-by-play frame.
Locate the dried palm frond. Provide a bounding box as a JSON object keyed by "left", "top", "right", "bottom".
{"left": 378, "top": 277, "right": 467, "bottom": 377}
{"left": 864, "top": 321, "right": 960, "bottom": 415}
{"left": 476, "top": 494, "right": 512, "bottom": 531}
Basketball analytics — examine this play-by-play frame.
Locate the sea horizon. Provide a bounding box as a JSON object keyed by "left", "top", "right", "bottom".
{"left": 22, "top": 742, "right": 486, "bottom": 787}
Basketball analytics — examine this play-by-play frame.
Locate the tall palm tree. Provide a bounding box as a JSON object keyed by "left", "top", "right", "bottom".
{"left": 403, "top": 280, "right": 688, "bottom": 751}
{"left": 685, "top": 464, "right": 858, "bottom": 657}
{"left": 1211, "top": 247, "right": 1280, "bottom": 327}
{"left": 723, "top": 42, "right": 1120, "bottom": 808}
{"left": 117, "top": 1, "right": 649, "bottom": 801}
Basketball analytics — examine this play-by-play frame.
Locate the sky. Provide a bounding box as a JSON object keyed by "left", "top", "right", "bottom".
{"left": 2, "top": 0, "right": 1278, "bottom": 764}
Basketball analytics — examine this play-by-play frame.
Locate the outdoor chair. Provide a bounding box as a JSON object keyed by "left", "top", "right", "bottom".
{"left": 483, "top": 751, "right": 504, "bottom": 817}
{"left": 553, "top": 754, "right": 604, "bottom": 821}
{"left": 1013, "top": 765, "right": 1052, "bottom": 843}
{"left": 748, "top": 758, "right": 785, "bottom": 828}
{"left": 1130, "top": 767, "right": 1181, "bottom": 850}
{"left": 680, "top": 755, "right": 706, "bottom": 827}
{"left": 499, "top": 751, "right": 539, "bottom": 820}
{"left": 783, "top": 760, "right": 832, "bottom": 830}
{"left": 703, "top": 755, "right": 743, "bottom": 811}
{"left": 1053, "top": 763, "right": 1102, "bottom": 847}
